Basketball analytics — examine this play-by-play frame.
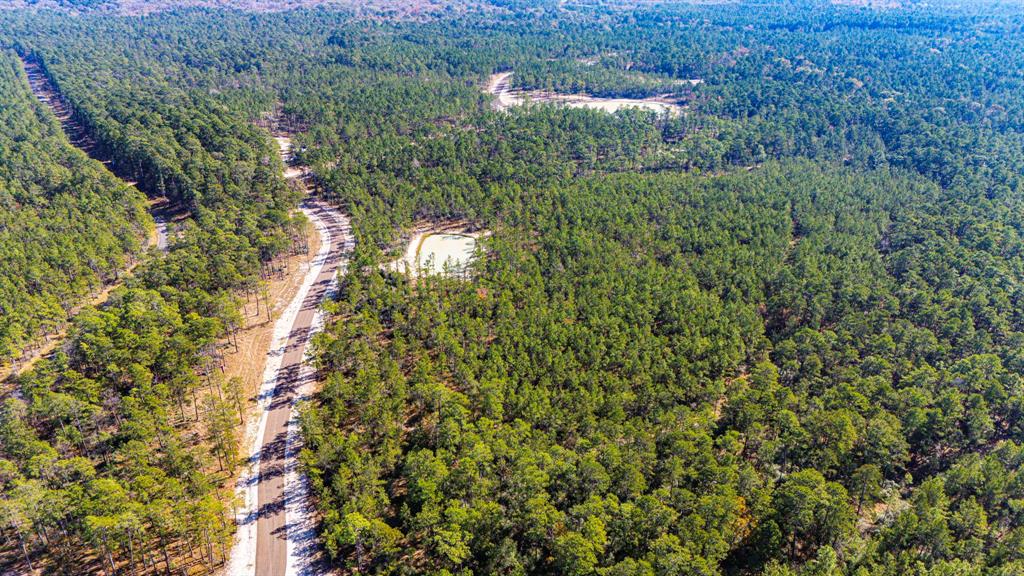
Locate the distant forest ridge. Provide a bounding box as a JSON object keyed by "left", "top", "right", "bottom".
{"left": 2, "top": 0, "right": 1022, "bottom": 21}
{"left": 0, "top": 0, "right": 984, "bottom": 17}
{"left": 1, "top": 0, "right": 467, "bottom": 17}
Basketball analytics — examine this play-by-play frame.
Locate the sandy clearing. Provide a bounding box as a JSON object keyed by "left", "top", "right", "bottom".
{"left": 418, "top": 234, "right": 476, "bottom": 273}
{"left": 399, "top": 233, "right": 476, "bottom": 276}
{"left": 485, "top": 71, "right": 688, "bottom": 115}
{"left": 555, "top": 95, "right": 683, "bottom": 114}
{"left": 390, "top": 221, "right": 487, "bottom": 278}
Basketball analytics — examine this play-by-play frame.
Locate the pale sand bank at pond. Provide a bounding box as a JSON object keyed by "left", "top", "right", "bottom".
{"left": 391, "top": 223, "right": 488, "bottom": 277}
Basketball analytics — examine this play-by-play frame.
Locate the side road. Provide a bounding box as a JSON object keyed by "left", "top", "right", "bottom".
{"left": 2, "top": 55, "right": 170, "bottom": 382}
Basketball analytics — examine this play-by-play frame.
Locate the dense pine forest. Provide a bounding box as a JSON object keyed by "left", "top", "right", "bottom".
{"left": 0, "top": 52, "right": 149, "bottom": 364}
{"left": 1, "top": 1, "right": 1024, "bottom": 575}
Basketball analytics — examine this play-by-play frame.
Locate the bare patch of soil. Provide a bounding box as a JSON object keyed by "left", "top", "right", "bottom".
{"left": 221, "top": 229, "right": 320, "bottom": 419}
{"left": 388, "top": 220, "right": 488, "bottom": 278}
{"left": 485, "top": 71, "right": 692, "bottom": 115}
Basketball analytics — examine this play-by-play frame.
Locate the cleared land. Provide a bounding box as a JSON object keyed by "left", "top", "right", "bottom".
{"left": 418, "top": 234, "right": 477, "bottom": 275}
{"left": 486, "top": 71, "right": 688, "bottom": 115}
{"left": 390, "top": 221, "right": 486, "bottom": 278}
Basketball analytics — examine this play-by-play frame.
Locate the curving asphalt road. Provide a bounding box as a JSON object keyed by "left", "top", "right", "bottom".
{"left": 228, "top": 140, "right": 351, "bottom": 576}
{"left": 257, "top": 198, "right": 349, "bottom": 576}
{"left": 24, "top": 51, "right": 349, "bottom": 575}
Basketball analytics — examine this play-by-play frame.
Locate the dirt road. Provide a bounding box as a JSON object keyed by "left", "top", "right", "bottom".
{"left": 486, "top": 70, "right": 522, "bottom": 110}
{"left": 227, "top": 139, "right": 351, "bottom": 576}
{"left": 4, "top": 54, "right": 170, "bottom": 382}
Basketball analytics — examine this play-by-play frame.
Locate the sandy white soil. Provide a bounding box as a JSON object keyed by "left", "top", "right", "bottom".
{"left": 391, "top": 224, "right": 486, "bottom": 278}
{"left": 554, "top": 95, "right": 683, "bottom": 114}
{"left": 416, "top": 233, "right": 477, "bottom": 275}
{"left": 486, "top": 71, "right": 688, "bottom": 115}
{"left": 226, "top": 135, "right": 348, "bottom": 576}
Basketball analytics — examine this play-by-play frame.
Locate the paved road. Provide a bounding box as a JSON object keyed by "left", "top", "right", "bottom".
{"left": 24, "top": 52, "right": 348, "bottom": 575}
{"left": 486, "top": 70, "right": 522, "bottom": 110}
{"left": 228, "top": 137, "right": 351, "bottom": 576}
{"left": 254, "top": 198, "right": 350, "bottom": 576}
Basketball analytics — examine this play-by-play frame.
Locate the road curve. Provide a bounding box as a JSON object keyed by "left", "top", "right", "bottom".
{"left": 486, "top": 70, "right": 523, "bottom": 110}
{"left": 228, "top": 140, "right": 351, "bottom": 576}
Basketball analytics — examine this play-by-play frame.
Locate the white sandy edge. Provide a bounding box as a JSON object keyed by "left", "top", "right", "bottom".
{"left": 283, "top": 296, "right": 331, "bottom": 575}
{"left": 484, "top": 71, "right": 689, "bottom": 115}
{"left": 225, "top": 201, "right": 334, "bottom": 576}
{"left": 285, "top": 211, "right": 343, "bottom": 576}
{"left": 392, "top": 225, "right": 486, "bottom": 278}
